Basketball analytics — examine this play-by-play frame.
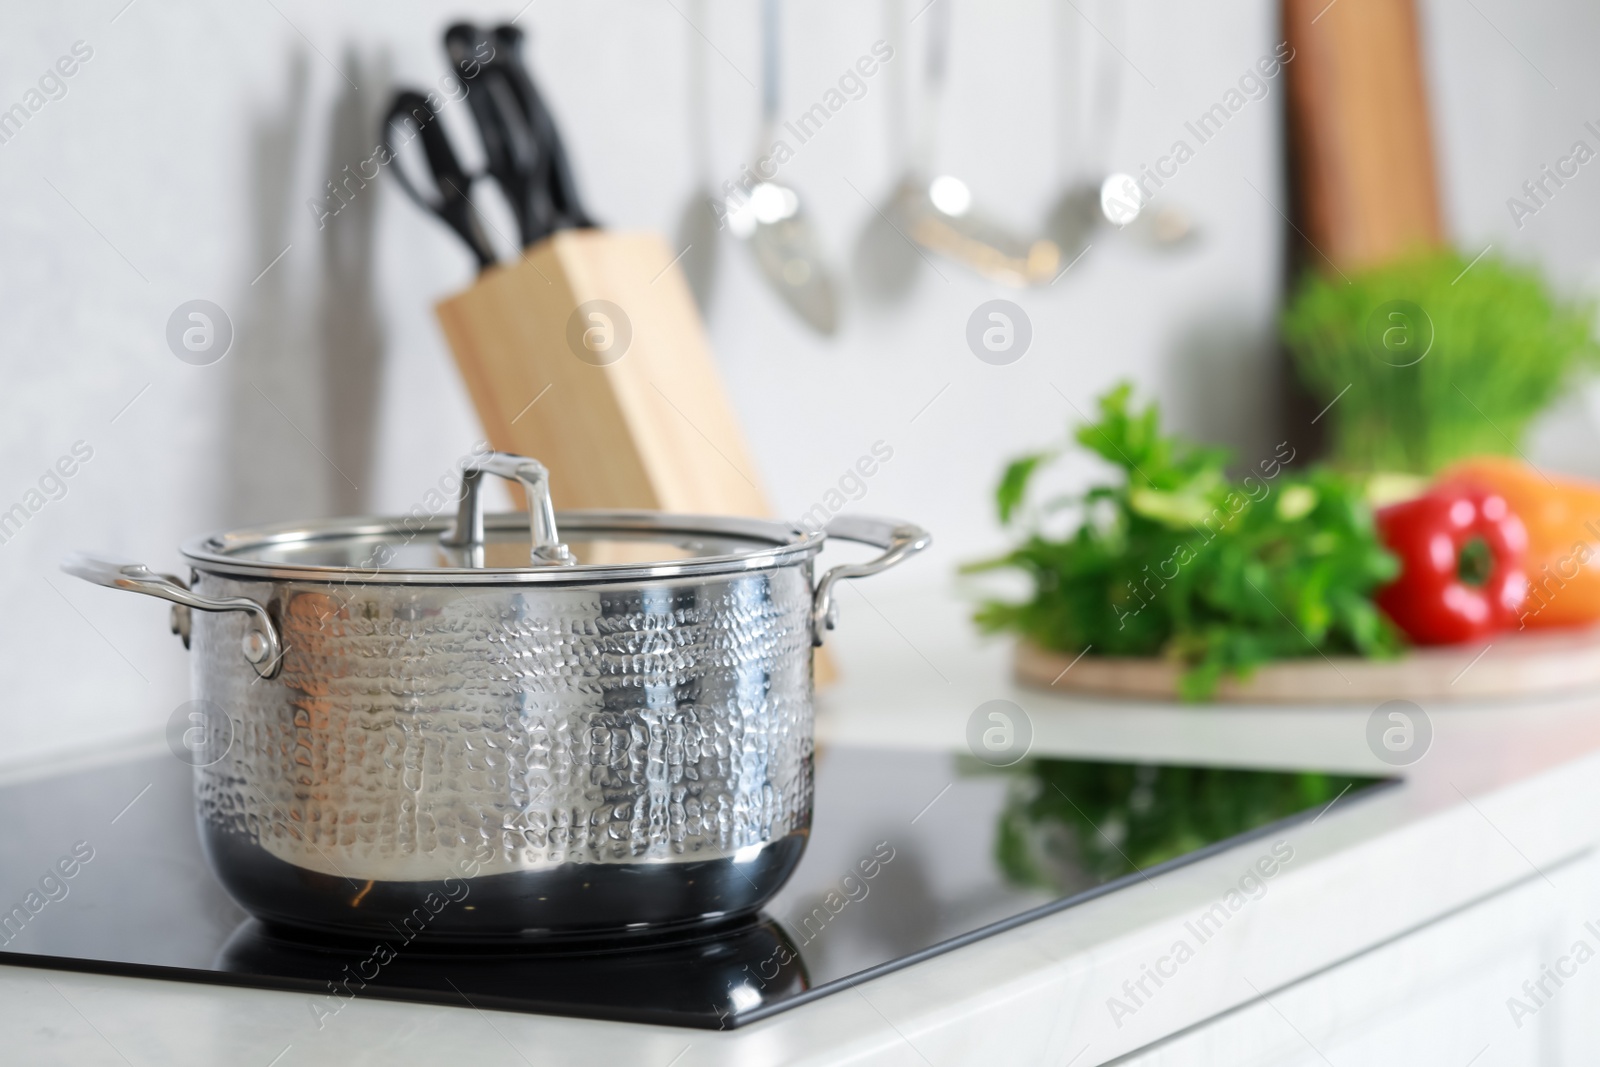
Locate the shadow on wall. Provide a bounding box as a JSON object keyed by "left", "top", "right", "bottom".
{"left": 222, "top": 48, "right": 388, "bottom": 527}
{"left": 1163, "top": 313, "right": 1283, "bottom": 475}
{"left": 320, "top": 46, "right": 389, "bottom": 517}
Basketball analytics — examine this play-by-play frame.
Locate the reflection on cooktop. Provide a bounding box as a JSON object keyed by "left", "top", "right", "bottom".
{"left": 0, "top": 744, "right": 1387, "bottom": 1029}
{"left": 217, "top": 916, "right": 807, "bottom": 1029}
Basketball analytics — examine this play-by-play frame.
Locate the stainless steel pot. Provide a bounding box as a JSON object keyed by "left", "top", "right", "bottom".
{"left": 66, "top": 452, "right": 929, "bottom": 942}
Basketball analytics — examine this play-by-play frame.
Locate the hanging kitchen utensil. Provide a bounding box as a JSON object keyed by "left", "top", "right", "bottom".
{"left": 1042, "top": 0, "right": 1123, "bottom": 262}
{"left": 674, "top": 0, "right": 722, "bottom": 311}
{"left": 1122, "top": 200, "right": 1200, "bottom": 249}
{"left": 892, "top": 0, "right": 1060, "bottom": 287}
{"left": 382, "top": 90, "right": 498, "bottom": 270}
{"left": 63, "top": 452, "right": 930, "bottom": 940}
{"left": 1043, "top": 0, "right": 1197, "bottom": 260}
{"left": 851, "top": 0, "right": 922, "bottom": 304}
{"left": 726, "top": 0, "right": 839, "bottom": 335}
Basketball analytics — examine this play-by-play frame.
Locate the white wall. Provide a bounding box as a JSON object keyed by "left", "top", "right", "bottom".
{"left": 1420, "top": 0, "right": 1600, "bottom": 469}
{"left": 0, "top": 0, "right": 1592, "bottom": 764}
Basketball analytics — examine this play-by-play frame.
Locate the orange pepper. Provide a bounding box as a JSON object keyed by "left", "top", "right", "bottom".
{"left": 1440, "top": 456, "right": 1600, "bottom": 629}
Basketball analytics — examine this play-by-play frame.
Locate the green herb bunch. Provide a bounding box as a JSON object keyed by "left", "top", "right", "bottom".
{"left": 967, "top": 384, "right": 1401, "bottom": 699}
{"left": 1282, "top": 250, "right": 1599, "bottom": 474}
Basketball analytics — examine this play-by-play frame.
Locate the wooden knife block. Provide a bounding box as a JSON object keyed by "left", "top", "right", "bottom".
{"left": 437, "top": 230, "right": 767, "bottom": 514}
{"left": 435, "top": 228, "right": 836, "bottom": 682}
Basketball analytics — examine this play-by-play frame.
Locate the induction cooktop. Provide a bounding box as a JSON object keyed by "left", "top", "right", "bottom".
{"left": 0, "top": 742, "right": 1387, "bottom": 1030}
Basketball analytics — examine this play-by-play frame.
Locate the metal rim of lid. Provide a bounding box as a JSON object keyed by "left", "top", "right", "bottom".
{"left": 180, "top": 509, "right": 827, "bottom": 586}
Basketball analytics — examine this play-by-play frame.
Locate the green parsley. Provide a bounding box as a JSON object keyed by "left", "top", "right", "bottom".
{"left": 967, "top": 384, "right": 1402, "bottom": 699}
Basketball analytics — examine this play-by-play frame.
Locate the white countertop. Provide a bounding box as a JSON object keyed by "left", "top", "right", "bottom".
{"left": 6, "top": 583, "right": 1600, "bottom": 1066}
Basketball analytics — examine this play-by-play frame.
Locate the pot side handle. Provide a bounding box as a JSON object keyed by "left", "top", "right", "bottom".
{"left": 60, "top": 553, "right": 284, "bottom": 679}
{"left": 811, "top": 517, "right": 932, "bottom": 646}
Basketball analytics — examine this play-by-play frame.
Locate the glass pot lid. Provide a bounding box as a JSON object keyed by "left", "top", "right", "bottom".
{"left": 184, "top": 511, "right": 823, "bottom": 585}
{"left": 181, "top": 453, "right": 823, "bottom": 586}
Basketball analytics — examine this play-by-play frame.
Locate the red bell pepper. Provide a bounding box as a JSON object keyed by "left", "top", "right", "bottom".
{"left": 1376, "top": 487, "right": 1529, "bottom": 644}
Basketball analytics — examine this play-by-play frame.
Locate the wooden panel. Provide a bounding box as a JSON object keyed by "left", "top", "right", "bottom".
{"left": 1283, "top": 0, "right": 1444, "bottom": 270}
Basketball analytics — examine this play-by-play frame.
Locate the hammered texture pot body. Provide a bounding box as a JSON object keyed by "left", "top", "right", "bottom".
{"left": 187, "top": 563, "right": 816, "bottom": 939}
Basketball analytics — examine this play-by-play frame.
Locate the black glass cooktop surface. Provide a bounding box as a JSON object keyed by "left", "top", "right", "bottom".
{"left": 0, "top": 744, "right": 1388, "bottom": 1029}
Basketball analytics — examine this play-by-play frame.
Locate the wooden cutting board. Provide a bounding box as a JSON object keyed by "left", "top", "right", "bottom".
{"left": 1282, "top": 0, "right": 1444, "bottom": 270}
{"left": 1015, "top": 629, "right": 1600, "bottom": 703}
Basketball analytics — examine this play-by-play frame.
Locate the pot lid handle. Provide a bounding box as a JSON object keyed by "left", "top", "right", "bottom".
{"left": 440, "top": 452, "right": 575, "bottom": 567}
